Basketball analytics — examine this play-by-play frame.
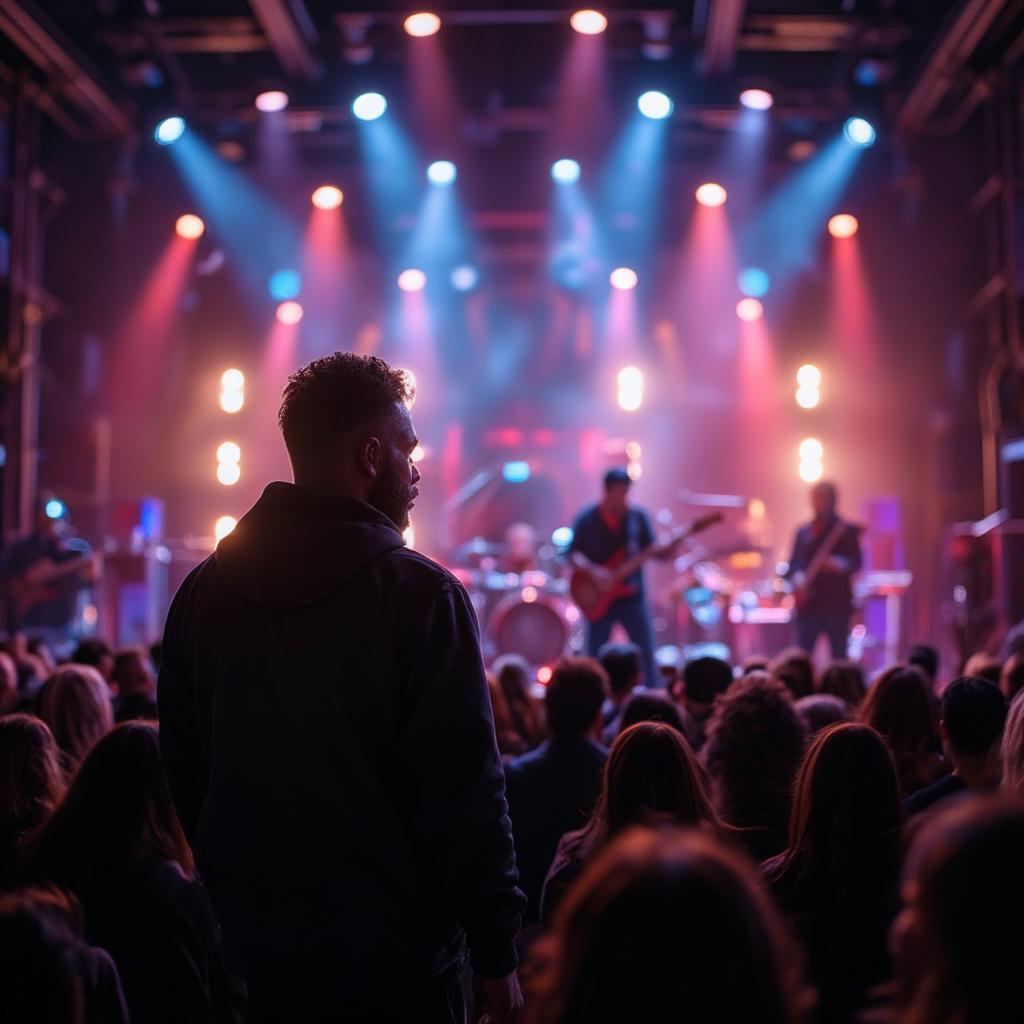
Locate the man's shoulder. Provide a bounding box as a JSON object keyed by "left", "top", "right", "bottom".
{"left": 378, "top": 546, "right": 463, "bottom": 593}
{"left": 906, "top": 772, "right": 963, "bottom": 815}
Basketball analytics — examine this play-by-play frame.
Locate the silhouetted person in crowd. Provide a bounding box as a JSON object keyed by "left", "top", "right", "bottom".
{"left": 907, "top": 644, "right": 939, "bottom": 692}
{"left": 616, "top": 691, "right": 686, "bottom": 735}
{"left": 0, "top": 714, "right": 64, "bottom": 888}
{"left": 596, "top": 642, "right": 642, "bottom": 743}
{"left": 70, "top": 639, "right": 114, "bottom": 683}
{"left": 1002, "top": 690, "right": 1024, "bottom": 797}
{"left": 770, "top": 647, "right": 815, "bottom": 701}
{"left": 765, "top": 724, "right": 905, "bottom": 1022}
{"left": 702, "top": 672, "right": 806, "bottom": 860}
{"left": 672, "top": 655, "right": 733, "bottom": 751}
{"left": 0, "top": 886, "right": 128, "bottom": 1024}
{"left": 30, "top": 722, "right": 230, "bottom": 1023}
{"left": 1000, "top": 651, "right": 1024, "bottom": 702}
{"left": 962, "top": 652, "right": 1001, "bottom": 686}
{"left": 38, "top": 665, "right": 113, "bottom": 773}
{"left": 505, "top": 657, "right": 607, "bottom": 928}
{"left": 794, "top": 693, "right": 851, "bottom": 738}
{"left": 526, "top": 828, "right": 810, "bottom": 1024}
{"left": 489, "top": 673, "right": 527, "bottom": 757}
{"left": 0, "top": 650, "right": 17, "bottom": 716}
{"left": 819, "top": 660, "right": 866, "bottom": 706}
{"left": 159, "top": 353, "right": 524, "bottom": 1022}
{"left": 906, "top": 676, "right": 1007, "bottom": 815}
{"left": 860, "top": 666, "right": 945, "bottom": 796}
{"left": 111, "top": 647, "right": 158, "bottom": 723}
{"left": 891, "top": 796, "right": 1024, "bottom": 1024}
{"left": 540, "top": 722, "right": 721, "bottom": 926}
{"left": 493, "top": 654, "right": 545, "bottom": 750}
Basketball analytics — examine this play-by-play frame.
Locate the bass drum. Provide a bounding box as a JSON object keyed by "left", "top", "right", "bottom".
{"left": 488, "top": 588, "right": 573, "bottom": 666}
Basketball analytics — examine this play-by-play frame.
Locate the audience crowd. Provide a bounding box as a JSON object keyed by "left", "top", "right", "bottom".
{"left": 2, "top": 622, "right": 1024, "bottom": 1022}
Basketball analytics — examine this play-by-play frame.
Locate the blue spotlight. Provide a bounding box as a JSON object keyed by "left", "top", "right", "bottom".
{"left": 44, "top": 498, "right": 67, "bottom": 520}
{"left": 637, "top": 90, "right": 673, "bottom": 120}
{"left": 843, "top": 116, "right": 877, "bottom": 148}
{"left": 427, "top": 160, "right": 457, "bottom": 185}
{"left": 451, "top": 265, "right": 479, "bottom": 291}
{"left": 154, "top": 116, "right": 185, "bottom": 145}
{"left": 738, "top": 267, "right": 771, "bottom": 298}
{"left": 502, "top": 461, "right": 531, "bottom": 484}
{"left": 352, "top": 92, "right": 388, "bottom": 122}
{"left": 551, "top": 526, "right": 574, "bottom": 548}
{"left": 268, "top": 268, "right": 302, "bottom": 301}
{"left": 551, "top": 158, "right": 581, "bottom": 184}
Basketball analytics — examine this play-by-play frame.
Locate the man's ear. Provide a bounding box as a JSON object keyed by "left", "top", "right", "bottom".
{"left": 361, "top": 436, "right": 382, "bottom": 479}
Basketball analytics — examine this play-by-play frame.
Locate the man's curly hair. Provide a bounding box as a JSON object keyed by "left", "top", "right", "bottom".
{"left": 278, "top": 353, "right": 414, "bottom": 471}
{"left": 702, "top": 672, "right": 806, "bottom": 835}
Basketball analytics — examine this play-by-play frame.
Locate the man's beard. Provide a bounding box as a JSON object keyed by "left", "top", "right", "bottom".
{"left": 369, "top": 464, "right": 413, "bottom": 532}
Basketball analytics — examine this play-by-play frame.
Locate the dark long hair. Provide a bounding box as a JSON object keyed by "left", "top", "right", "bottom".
{"left": 30, "top": 722, "right": 193, "bottom": 893}
{"left": 771, "top": 724, "right": 904, "bottom": 891}
{"left": 0, "top": 714, "right": 64, "bottom": 832}
{"left": 562, "top": 722, "right": 720, "bottom": 865}
{"left": 526, "top": 827, "right": 810, "bottom": 1024}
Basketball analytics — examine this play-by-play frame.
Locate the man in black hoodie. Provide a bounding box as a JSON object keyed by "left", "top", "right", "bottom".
{"left": 158, "top": 353, "right": 524, "bottom": 1022}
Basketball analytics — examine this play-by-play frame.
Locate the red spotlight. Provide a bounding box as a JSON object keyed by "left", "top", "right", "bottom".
{"left": 736, "top": 298, "right": 764, "bottom": 322}
{"left": 275, "top": 300, "right": 304, "bottom": 325}
{"left": 570, "top": 9, "right": 607, "bottom": 34}
{"left": 175, "top": 214, "right": 205, "bottom": 240}
{"left": 404, "top": 12, "right": 441, "bottom": 37}
{"left": 311, "top": 185, "right": 343, "bottom": 210}
{"left": 828, "top": 213, "right": 859, "bottom": 239}
{"left": 695, "top": 183, "right": 727, "bottom": 208}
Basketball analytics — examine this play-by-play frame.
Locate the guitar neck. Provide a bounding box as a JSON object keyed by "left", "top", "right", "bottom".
{"left": 612, "top": 528, "right": 686, "bottom": 582}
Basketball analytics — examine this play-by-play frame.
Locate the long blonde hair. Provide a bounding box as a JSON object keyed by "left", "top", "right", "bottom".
{"left": 1002, "top": 690, "right": 1024, "bottom": 796}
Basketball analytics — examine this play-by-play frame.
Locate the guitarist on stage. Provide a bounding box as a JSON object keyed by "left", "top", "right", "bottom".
{"left": 784, "top": 480, "right": 862, "bottom": 659}
{"left": 568, "top": 469, "right": 676, "bottom": 688}
{"left": 3, "top": 498, "right": 99, "bottom": 656}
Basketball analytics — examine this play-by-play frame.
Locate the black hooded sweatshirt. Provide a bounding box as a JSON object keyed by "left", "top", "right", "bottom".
{"left": 158, "top": 482, "right": 524, "bottom": 1004}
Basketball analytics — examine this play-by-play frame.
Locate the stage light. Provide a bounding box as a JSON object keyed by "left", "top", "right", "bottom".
{"left": 828, "top": 213, "right": 859, "bottom": 239}
{"left": 154, "top": 116, "right": 185, "bottom": 145}
{"left": 739, "top": 88, "right": 774, "bottom": 111}
{"left": 255, "top": 90, "right": 288, "bottom": 112}
{"left": 403, "top": 525, "right": 415, "bottom": 547}
{"left": 610, "top": 267, "right": 638, "bottom": 290}
{"left": 617, "top": 366, "right": 644, "bottom": 412}
{"left": 411, "top": 445, "right": 426, "bottom": 463}
{"left": 736, "top": 298, "right": 764, "bottom": 322}
{"left": 451, "top": 265, "right": 479, "bottom": 291}
{"left": 738, "top": 267, "right": 770, "bottom": 298}
{"left": 214, "top": 515, "right": 237, "bottom": 542}
{"left": 551, "top": 158, "right": 582, "bottom": 184}
{"left": 627, "top": 462, "right": 643, "bottom": 481}
{"left": 275, "top": 300, "right": 304, "bottom": 325}
{"left": 522, "top": 586, "right": 538, "bottom": 604}
{"left": 552, "top": 526, "right": 574, "bottom": 548}
{"left": 217, "top": 442, "right": 241, "bottom": 465}
{"left": 352, "top": 92, "right": 387, "bottom": 121}
{"left": 44, "top": 498, "right": 66, "bottom": 520}
{"left": 503, "top": 461, "right": 532, "bottom": 484}
{"left": 799, "top": 461, "right": 824, "bottom": 483}
{"left": 799, "top": 438, "right": 823, "bottom": 462}
{"left": 404, "top": 12, "right": 441, "bottom": 37}
{"left": 638, "top": 90, "right": 673, "bottom": 120}
{"left": 426, "top": 160, "right": 457, "bottom": 185}
{"left": 796, "top": 364, "right": 821, "bottom": 388}
{"left": 217, "top": 462, "right": 241, "bottom": 486}
{"left": 220, "top": 368, "right": 245, "bottom": 413}
{"left": 695, "top": 182, "right": 727, "bottom": 208}
{"left": 570, "top": 9, "right": 607, "bottom": 34}
{"left": 843, "top": 116, "right": 877, "bottom": 148}
{"left": 311, "top": 185, "right": 343, "bottom": 210}
{"left": 796, "top": 387, "right": 820, "bottom": 410}
{"left": 398, "top": 268, "right": 427, "bottom": 292}
{"left": 175, "top": 214, "right": 205, "bottom": 240}
{"left": 268, "top": 269, "right": 302, "bottom": 301}
{"left": 537, "top": 665, "right": 553, "bottom": 685}
{"left": 625, "top": 441, "right": 642, "bottom": 460}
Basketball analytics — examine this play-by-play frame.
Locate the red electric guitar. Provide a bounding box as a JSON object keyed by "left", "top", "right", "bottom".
{"left": 570, "top": 512, "right": 723, "bottom": 623}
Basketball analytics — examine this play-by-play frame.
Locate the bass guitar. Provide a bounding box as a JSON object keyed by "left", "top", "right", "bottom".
{"left": 570, "top": 512, "right": 723, "bottom": 623}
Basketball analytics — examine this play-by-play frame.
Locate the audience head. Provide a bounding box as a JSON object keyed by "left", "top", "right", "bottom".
{"left": 819, "top": 660, "right": 866, "bottom": 706}
{"left": 702, "top": 673, "right": 805, "bottom": 841}
{"left": 741, "top": 656, "right": 769, "bottom": 676}
{"left": 0, "top": 651, "right": 18, "bottom": 716}
{"left": 277, "top": 353, "right": 418, "bottom": 530}
{"left": 38, "top": 666, "right": 113, "bottom": 771}
{"left": 527, "top": 828, "right": 808, "bottom": 1024}
{"left": 794, "top": 693, "right": 851, "bottom": 738}
{"left": 907, "top": 644, "right": 939, "bottom": 687}
{"left": 939, "top": 677, "right": 1007, "bottom": 786}
{"left": 1000, "top": 652, "right": 1024, "bottom": 703}
{"left": 69, "top": 639, "right": 114, "bottom": 682}
{"left": 0, "top": 715, "right": 64, "bottom": 836}
{"left": 682, "top": 656, "right": 733, "bottom": 716}
{"left": 962, "top": 653, "right": 1001, "bottom": 687}
{"left": 544, "top": 658, "right": 607, "bottom": 740}
{"left": 492, "top": 654, "right": 533, "bottom": 706}
{"left": 596, "top": 643, "right": 642, "bottom": 701}
{"left": 893, "top": 796, "right": 1024, "bottom": 1024}
{"left": 487, "top": 673, "right": 522, "bottom": 756}
{"left": 1002, "top": 691, "right": 1024, "bottom": 797}
{"left": 770, "top": 648, "right": 815, "bottom": 701}
{"left": 859, "top": 666, "right": 940, "bottom": 794}
{"left": 775, "top": 723, "right": 903, "bottom": 885}
{"left": 31, "top": 721, "right": 192, "bottom": 888}
{"left": 110, "top": 648, "right": 156, "bottom": 699}
{"left": 618, "top": 693, "right": 685, "bottom": 736}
